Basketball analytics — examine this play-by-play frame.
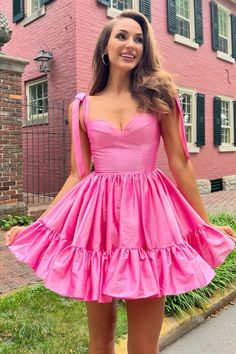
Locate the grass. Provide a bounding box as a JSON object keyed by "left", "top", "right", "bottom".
{"left": 0, "top": 212, "right": 235, "bottom": 352}
{"left": 0, "top": 284, "right": 127, "bottom": 354}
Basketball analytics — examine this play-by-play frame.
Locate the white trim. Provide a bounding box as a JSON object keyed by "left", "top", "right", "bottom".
{"left": 107, "top": 0, "right": 139, "bottom": 18}
{"left": 217, "top": 51, "right": 235, "bottom": 63}
{"left": 177, "top": 87, "right": 199, "bottom": 152}
{"left": 174, "top": 34, "right": 199, "bottom": 49}
{"left": 219, "top": 145, "right": 236, "bottom": 152}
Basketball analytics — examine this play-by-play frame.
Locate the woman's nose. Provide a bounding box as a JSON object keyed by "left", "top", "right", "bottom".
{"left": 125, "top": 37, "right": 135, "bottom": 48}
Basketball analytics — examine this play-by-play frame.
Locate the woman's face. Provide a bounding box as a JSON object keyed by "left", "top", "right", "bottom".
{"left": 105, "top": 18, "right": 144, "bottom": 72}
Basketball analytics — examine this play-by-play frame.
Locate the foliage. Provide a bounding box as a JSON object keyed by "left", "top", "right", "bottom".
{"left": 0, "top": 215, "right": 32, "bottom": 231}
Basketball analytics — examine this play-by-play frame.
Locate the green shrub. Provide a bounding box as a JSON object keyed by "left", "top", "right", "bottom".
{"left": 0, "top": 215, "right": 32, "bottom": 231}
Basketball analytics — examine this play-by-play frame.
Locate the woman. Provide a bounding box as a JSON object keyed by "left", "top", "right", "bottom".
{"left": 5, "top": 10, "right": 235, "bottom": 354}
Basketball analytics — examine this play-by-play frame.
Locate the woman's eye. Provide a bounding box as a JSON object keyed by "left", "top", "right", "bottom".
{"left": 116, "top": 33, "right": 126, "bottom": 40}
{"left": 135, "top": 37, "right": 143, "bottom": 43}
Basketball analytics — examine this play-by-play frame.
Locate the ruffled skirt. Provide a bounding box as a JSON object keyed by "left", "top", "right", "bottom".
{"left": 8, "top": 169, "right": 235, "bottom": 303}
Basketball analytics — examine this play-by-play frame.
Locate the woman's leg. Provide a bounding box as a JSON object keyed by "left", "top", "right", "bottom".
{"left": 126, "top": 296, "right": 166, "bottom": 354}
{"left": 85, "top": 298, "right": 119, "bottom": 354}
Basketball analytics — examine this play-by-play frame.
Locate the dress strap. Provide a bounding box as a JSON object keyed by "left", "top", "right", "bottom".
{"left": 72, "top": 92, "right": 87, "bottom": 177}
{"left": 174, "top": 96, "right": 190, "bottom": 160}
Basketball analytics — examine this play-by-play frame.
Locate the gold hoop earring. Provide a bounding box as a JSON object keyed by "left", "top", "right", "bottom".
{"left": 102, "top": 53, "right": 109, "bottom": 66}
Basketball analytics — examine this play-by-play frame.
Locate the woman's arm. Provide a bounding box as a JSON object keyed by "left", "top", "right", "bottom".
{"left": 159, "top": 104, "right": 210, "bottom": 224}
{"left": 38, "top": 101, "right": 92, "bottom": 219}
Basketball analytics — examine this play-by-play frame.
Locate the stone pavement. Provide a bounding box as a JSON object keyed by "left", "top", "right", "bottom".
{"left": 201, "top": 189, "right": 236, "bottom": 215}
{"left": 0, "top": 189, "right": 236, "bottom": 296}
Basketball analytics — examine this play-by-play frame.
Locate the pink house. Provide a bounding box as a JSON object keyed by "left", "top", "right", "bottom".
{"left": 2, "top": 0, "right": 236, "bottom": 197}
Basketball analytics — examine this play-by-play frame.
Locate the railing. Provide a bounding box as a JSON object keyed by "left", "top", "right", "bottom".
{"left": 22, "top": 101, "right": 69, "bottom": 206}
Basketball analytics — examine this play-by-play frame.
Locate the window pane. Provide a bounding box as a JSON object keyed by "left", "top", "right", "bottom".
{"left": 185, "top": 126, "right": 192, "bottom": 143}
{"left": 176, "top": 18, "right": 190, "bottom": 38}
{"left": 37, "top": 83, "right": 43, "bottom": 99}
{"left": 221, "top": 128, "right": 230, "bottom": 143}
{"left": 179, "top": 93, "right": 192, "bottom": 144}
{"left": 218, "top": 9, "right": 228, "bottom": 37}
{"left": 219, "top": 37, "right": 228, "bottom": 54}
{"left": 112, "top": 0, "right": 133, "bottom": 10}
{"left": 30, "top": 85, "right": 37, "bottom": 100}
{"left": 176, "top": 0, "right": 190, "bottom": 19}
{"left": 176, "top": 0, "right": 190, "bottom": 38}
{"left": 32, "top": 0, "right": 41, "bottom": 12}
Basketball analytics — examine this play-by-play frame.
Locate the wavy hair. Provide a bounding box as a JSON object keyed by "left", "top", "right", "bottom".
{"left": 89, "top": 10, "right": 178, "bottom": 116}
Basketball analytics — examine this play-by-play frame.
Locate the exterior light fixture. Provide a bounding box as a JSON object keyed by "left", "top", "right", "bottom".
{"left": 34, "top": 45, "right": 53, "bottom": 73}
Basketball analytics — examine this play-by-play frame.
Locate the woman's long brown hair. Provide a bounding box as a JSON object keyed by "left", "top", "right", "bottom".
{"left": 89, "top": 10, "right": 178, "bottom": 116}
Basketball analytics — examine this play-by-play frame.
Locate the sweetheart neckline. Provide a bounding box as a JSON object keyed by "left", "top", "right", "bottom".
{"left": 87, "top": 112, "right": 157, "bottom": 134}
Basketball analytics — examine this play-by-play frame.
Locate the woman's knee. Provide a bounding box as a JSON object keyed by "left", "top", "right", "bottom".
{"left": 86, "top": 299, "right": 118, "bottom": 344}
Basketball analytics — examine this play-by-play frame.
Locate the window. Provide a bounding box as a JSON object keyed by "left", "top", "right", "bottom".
{"left": 97, "top": 0, "right": 151, "bottom": 21}
{"left": 176, "top": 0, "right": 191, "bottom": 39}
{"left": 27, "top": 0, "right": 44, "bottom": 16}
{"left": 211, "top": 1, "right": 236, "bottom": 63}
{"left": 221, "top": 100, "right": 231, "bottom": 144}
{"left": 26, "top": 79, "right": 48, "bottom": 125}
{"left": 219, "top": 98, "right": 235, "bottom": 151}
{"left": 178, "top": 89, "right": 200, "bottom": 153}
{"left": 107, "top": 0, "right": 139, "bottom": 18}
{"left": 214, "top": 96, "right": 236, "bottom": 152}
{"left": 218, "top": 7, "right": 229, "bottom": 54}
{"left": 179, "top": 92, "right": 193, "bottom": 143}
{"left": 167, "top": 0, "right": 203, "bottom": 49}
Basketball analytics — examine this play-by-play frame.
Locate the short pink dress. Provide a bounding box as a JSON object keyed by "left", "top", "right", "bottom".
{"left": 8, "top": 92, "right": 235, "bottom": 303}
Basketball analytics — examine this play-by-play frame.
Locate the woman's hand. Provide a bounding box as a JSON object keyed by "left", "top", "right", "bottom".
{"left": 209, "top": 223, "right": 236, "bottom": 243}
{"left": 4, "top": 226, "right": 27, "bottom": 246}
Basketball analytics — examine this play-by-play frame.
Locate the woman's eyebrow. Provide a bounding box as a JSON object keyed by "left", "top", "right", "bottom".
{"left": 116, "top": 29, "right": 143, "bottom": 36}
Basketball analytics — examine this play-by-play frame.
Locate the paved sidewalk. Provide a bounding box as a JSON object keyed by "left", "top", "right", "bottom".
{"left": 0, "top": 189, "right": 236, "bottom": 296}
{"left": 161, "top": 300, "right": 236, "bottom": 354}
{"left": 201, "top": 189, "right": 236, "bottom": 215}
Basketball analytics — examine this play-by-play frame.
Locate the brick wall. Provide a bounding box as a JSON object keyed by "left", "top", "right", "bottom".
{"left": 0, "top": 53, "right": 28, "bottom": 218}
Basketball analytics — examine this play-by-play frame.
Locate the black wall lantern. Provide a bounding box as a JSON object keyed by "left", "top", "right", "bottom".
{"left": 34, "top": 45, "right": 53, "bottom": 73}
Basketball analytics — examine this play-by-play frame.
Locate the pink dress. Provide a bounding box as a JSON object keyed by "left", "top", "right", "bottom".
{"left": 8, "top": 92, "right": 235, "bottom": 303}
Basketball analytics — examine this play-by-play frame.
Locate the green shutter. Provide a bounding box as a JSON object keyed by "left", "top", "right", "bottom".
{"left": 194, "top": 0, "right": 203, "bottom": 44}
{"left": 196, "top": 93, "right": 205, "bottom": 146}
{"left": 139, "top": 0, "right": 151, "bottom": 22}
{"left": 167, "top": 0, "right": 177, "bottom": 34}
{"left": 97, "top": 0, "right": 111, "bottom": 6}
{"left": 13, "top": 0, "right": 24, "bottom": 23}
{"left": 213, "top": 97, "right": 221, "bottom": 146}
{"left": 231, "top": 15, "right": 236, "bottom": 59}
{"left": 233, "top": 101, "right": 236, "bottom": 147}
{"left": 210, "top": 1, "right": 219, "bottom": 51}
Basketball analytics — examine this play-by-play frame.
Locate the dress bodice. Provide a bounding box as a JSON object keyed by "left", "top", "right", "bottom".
{"left": 71, "top": 93, "right": 190, "bottom": 177}
{"left": 86, "top": 113, "right": 160, "bottom": 173}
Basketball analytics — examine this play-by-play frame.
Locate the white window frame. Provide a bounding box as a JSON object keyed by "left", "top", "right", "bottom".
{"left": 216, "top": 2, "right": 235, "bottom": 64}
{"left": 174, "top": 0, "right": 199, "bottom": 50}
{"left": 25, "top": 78, "right": 49, "bottom": 126}
{"left": 218, "top": 95, "right": 236, "bottom": 152}
{"left": 177, "top": 87, "right": 199, "bottom": 153}
{"left": 23, "top": 0, "right": 46, "bottom": 26}
{"left": 107, "top": 0, "right": 139, "bottom": 18}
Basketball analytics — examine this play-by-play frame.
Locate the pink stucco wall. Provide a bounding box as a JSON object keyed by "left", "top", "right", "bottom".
{"left": 2, "top": 0, "right": 236, "bottom": 185}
